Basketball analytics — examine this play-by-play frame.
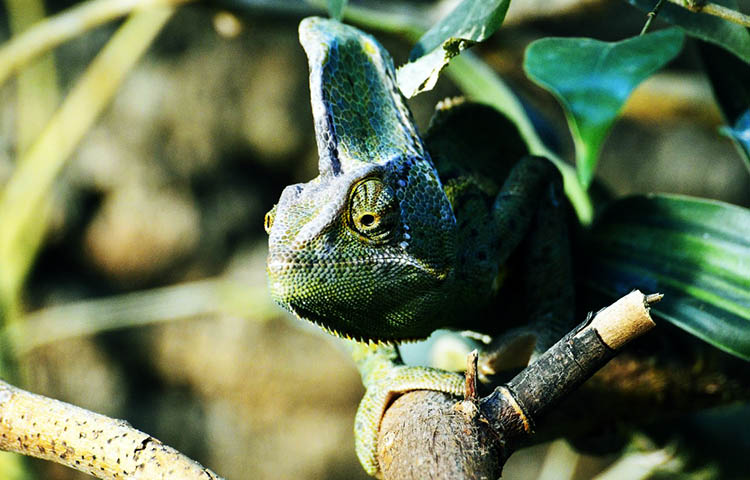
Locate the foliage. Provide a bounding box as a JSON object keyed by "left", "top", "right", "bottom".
{"left": 523, "top": 29, "right": 684, "bottom": 187}
{"left": 0, "top": 0, "right": 749, "bottom": 477}
{"left": 396, "top": 0, "right": 510, "bottom": 97}
{"left": 374, "top": 0, "right": 750, "bottom": 360}
{"left": 627, "top": 0, "right": 750, "bottom": 63}
{"left": 587, "top": 195, "right": 750, "bottom": 360}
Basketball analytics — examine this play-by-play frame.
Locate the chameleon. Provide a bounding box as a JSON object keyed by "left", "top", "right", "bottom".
{"left": 265, "top": 17, "right": 574, "bottom": 477}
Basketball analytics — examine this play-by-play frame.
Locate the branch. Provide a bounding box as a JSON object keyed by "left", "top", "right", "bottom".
{"left": 667, "top": 0, "right": 750, "bottom": 27}
{"left": 0, "top": 380, "right": 224, "bottom": 479}
{"left": 376, "top": 291, "right": 663, "bottom": 480}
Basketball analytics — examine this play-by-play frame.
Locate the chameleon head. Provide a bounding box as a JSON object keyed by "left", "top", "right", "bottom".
{"left": 264, "top": 17, "right": 457, "bottom": 341}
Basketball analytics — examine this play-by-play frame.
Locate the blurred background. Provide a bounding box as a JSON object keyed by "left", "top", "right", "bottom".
{"left": 0, "top": 0, "right": 748, "bottom": 479}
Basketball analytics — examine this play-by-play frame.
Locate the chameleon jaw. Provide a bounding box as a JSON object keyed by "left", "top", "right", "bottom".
{"left": 285, "top": 301, "right": 430, "bottom": 345}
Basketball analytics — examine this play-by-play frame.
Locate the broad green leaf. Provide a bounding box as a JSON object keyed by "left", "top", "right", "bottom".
{"left": 586, "top": 194, "right": 750, "bottom": 361}
{"left": 524, "top": 28, "right": 684, "bottom": 188}
{"left": 397, "top": 0, "right": 510, "bottom": 97}
{"left": 326, "top": 0, "right": 346, "bottom": 20}
{"left": 627, "top": 0, "right": 750, "bottom": 63}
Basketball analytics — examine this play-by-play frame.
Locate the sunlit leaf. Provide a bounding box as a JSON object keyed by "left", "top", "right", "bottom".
{"left": 397, "top": 0, "right": 510, "bottom": 97}
{"left": 586, "top": 194, "right": 750, "bottom": 361}
{"left": 327, "top": 0, "right": 346, "bottom": 20}
{"left": 627, "top": 0, "right": 750, "bottom": 63}
{"left": 524, "top": 28, "right": 684, "bottom": 188}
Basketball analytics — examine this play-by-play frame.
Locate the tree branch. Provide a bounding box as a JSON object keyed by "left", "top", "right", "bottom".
{"left": 0, "top": 380, "right": 224, "bottom": 479}
{"left": 376, "top": 291, "right": 665, "bottom": 480}
{"left": 667, "top": 0, "right": 750, "bottom": 27}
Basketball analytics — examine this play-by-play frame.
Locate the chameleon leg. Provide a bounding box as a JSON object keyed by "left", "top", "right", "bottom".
{"left": 517, "top": 172, "right": 575, "bottom": 352}
{"left": 491, "top": 155, "right": 563, "bottom": 265}
{"left": 349, "top": 342, "right": 464, "bottom": 476}
{"left": 481, "top": 157, "right": 575, "bottom": 373}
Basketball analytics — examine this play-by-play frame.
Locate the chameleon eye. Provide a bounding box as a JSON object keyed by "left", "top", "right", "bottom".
{"left": 349, "top": 177, "right": 399, "bottom": 243}
{"left": 264, "top": 205, "right": 276, "bottom": 234}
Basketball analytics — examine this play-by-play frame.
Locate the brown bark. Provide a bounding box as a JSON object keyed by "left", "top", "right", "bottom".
{"left": 377, "top": 291, "right": 669, "bottom": 480}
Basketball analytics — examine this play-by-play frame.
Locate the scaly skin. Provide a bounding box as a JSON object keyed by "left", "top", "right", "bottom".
{"left": 265, "top": 17, "right": 574, "bottom": 476}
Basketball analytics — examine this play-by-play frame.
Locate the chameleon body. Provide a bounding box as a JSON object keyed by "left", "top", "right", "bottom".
{"left": 266, "top": 17, "right": 573, "bottom": 476}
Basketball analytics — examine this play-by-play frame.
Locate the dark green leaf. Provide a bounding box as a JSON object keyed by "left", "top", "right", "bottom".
{"left": 627, "top": 0, "right": 750, "bottom": 63}
{"left": 586, "top": 194, "right": 750, "bottom": 361}
{"left": 327, "top": 0, "right": 346, "bottom": 20}
{"left": 397, "top": 0, "right": 510, "bottom": 97}
{"left": 524, "top": 28, "right": 684, "bottom": 188}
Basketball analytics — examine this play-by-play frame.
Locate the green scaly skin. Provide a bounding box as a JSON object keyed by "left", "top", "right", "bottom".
{"left": 265, "top": 17, "right": 574, "bottom": 476}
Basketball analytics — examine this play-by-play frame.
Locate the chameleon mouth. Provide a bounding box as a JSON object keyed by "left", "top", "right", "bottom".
{"left": 286, "top": 301, "right": 428, "bottom": 344}
{"left": 267, "top": 256, "right": 450, "bottom": 281}
{"left": 287, "top": 303, "right": 382, "bottom": 342}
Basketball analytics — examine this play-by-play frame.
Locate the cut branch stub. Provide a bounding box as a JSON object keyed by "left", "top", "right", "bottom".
{"left": 377, "top": 290, "right": 659, "bottom": 480}
{"left": 481, "top": 290, "right": 657, "bottom": 447}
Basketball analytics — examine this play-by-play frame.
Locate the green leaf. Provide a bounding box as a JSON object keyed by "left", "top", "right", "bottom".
{"left": 627, "top": 0, "right": 750, "bottom": 63}
{"left": 586, "top": 194, "right": 750, "bottom": 361}
{"left": 326, "top": 0, "right": 346, "bottom": 20}
{"left": 396, "top": 0, "right": 510, "bottom": 97}
{"left": 524, "top": 28, "right": 684, "bottom": 188}
{"left": 722, "top": 109, "right": 750, "bottom": 171}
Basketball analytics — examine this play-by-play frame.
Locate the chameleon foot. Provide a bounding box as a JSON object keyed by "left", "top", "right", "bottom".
{"left": 351, "top": 343, "right": 464, "bottom": 476}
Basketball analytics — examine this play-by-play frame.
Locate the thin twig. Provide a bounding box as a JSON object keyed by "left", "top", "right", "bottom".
{"left": 640, "top": 0, "right": 664, "bottom": 35}
{"left": 667, "top": 0, "right": 750, "bottom": 27}
{"left": 0, "top": 0, "right": 195, "bottom": 88}
{"left": 0, "top": 380, "right": 224, "bottom": 479}
{"left": 7, "top": 277, "right": 275, "bottom": 354}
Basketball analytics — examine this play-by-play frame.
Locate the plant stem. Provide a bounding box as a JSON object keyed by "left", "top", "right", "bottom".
{"left": 7, "top": 277, "right": 276, "bottom": 354}
{"left": 640, "top": 0, "right": 664, "bottom": 35}
{"left": 5, "top": 0, "right": 60, "bottom": 153}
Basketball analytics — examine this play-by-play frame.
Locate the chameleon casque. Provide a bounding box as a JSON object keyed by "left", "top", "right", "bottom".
{"left": 265, "top": 17, "right": 574, "bottom": 476}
